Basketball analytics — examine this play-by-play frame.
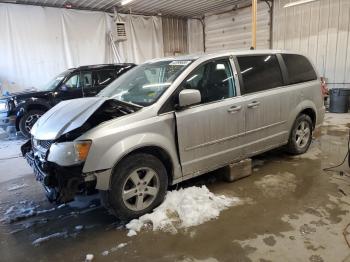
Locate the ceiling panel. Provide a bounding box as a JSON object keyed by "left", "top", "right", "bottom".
{"left": 1, "top": 0, "right": 252, "bottom": 17}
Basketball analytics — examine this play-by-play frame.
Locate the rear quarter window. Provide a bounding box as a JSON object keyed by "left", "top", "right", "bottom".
{"left": 237, "top": 54, "right": 284, "bottom": 94}
{"left": 281, "top": 54, "right": 317, "bottom": 85}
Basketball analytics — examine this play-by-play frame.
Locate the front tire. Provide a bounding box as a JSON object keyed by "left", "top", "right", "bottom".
{"left": 286, "top": 114, "right": 313, "bottom": 155}
{"left": 104, "top": 153, "right": 168, "bottom": 220}
{"left": 19, "top": 110, "right": 44, "bottom": 138}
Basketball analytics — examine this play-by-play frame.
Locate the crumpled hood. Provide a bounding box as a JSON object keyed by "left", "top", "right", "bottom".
{"left": 31, "top": 97, "right": 107, "bottom": 140}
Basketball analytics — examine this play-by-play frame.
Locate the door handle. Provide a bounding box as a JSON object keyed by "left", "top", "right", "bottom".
{"left": 227, "top": 105, "right": 242, "bottom": 113}
{"left": 247, "top": 101, "right": 260, "bottom": 108}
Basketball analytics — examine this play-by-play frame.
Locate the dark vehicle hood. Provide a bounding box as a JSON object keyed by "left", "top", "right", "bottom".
{"left": 1, "top": 90, "right": 51, "bottom": 100}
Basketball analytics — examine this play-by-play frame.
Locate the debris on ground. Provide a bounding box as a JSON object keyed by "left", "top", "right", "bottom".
{"left": 126, "top": 185, "right": 240, "bottom": 236}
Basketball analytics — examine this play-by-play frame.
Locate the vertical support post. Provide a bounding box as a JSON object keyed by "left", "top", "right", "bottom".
{"left": 251, "top": 0, "right": 257, "bottom": 49}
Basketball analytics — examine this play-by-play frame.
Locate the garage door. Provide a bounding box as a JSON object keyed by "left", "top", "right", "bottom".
{"left": 205, "top": 2, "right": 271, "bottom": 52}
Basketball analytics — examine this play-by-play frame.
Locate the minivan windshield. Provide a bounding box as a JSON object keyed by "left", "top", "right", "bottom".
{"left": 37, "top": 70, "right": 72, "bottom": 91}
{"left": 98, "top": 60, "right": 193, "bottom": 106}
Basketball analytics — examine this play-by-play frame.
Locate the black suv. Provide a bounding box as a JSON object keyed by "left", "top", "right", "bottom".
{"left": 0, "top": 63, "right": 135, "bottom": 137}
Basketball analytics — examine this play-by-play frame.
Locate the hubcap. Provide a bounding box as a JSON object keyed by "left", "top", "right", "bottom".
{"left": 295, "top": 120, "right": 311, "bottom": 148}
{"left": 122, "top": 167, "right": 160, "bottom": 211}
{"left": 25, "top": 114, "right": 42, "bottom": 132}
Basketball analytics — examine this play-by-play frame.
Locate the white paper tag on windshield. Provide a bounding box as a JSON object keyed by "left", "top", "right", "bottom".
{"left": 169, "top": 61, "right": 191, "bottom": 66}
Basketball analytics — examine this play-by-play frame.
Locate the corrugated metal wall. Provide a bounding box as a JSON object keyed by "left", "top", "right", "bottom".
{"left": 204, "top": 2, "right": 271, "bottom": 52}
{"left": 162, "top": 17, "right": 188, "bottom": 56}
{"left": 273, "top": 0, "right": 350, "bottom": 86}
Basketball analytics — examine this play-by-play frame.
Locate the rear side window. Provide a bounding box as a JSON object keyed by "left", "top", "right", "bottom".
{"left": 237, "top": 55, "right": 283, "bottom": 94}
{"left": 95, "top": 69, "right": 115, "bottom": 86}
{"left": 282, "top": 54, "right": 317, "bottom": 84}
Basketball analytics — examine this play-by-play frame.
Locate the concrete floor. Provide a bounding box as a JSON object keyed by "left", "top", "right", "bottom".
{"left": 1, "top": 113, "right": 350, "bottom": 262}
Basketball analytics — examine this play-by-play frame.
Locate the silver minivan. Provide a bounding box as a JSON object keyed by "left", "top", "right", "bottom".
{"left": 22, "top": 50, "right": 325, "bottom": 219}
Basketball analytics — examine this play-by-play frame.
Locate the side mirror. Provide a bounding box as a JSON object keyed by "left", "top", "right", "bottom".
{"left": 59, "top": 84, "right": 68, "bottom": 91}
{"left": 178, "top": 89, "right": 201, "bottom": 108}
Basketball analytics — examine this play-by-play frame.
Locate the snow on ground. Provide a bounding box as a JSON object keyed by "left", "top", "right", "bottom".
{"left": 126, "top": 186, "right": 240, "bottom": 236}
{"left": 102, "top": 242, "right": 128, "bottom": 256}
{"left": 7, "top": 183, "right": 28, "bottom": 191}
{"left": 32, "top": 232, "right": 68, "bottom": 246}
{"left": 0, "top": 200, "right": 57, "bottom": 223}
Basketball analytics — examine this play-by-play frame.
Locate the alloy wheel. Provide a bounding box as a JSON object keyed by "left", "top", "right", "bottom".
{"left": 25, "top": 114, "right": 42, "bottom": 132}
{"left": 295, "top": 120, "right": 311, "bottom": 148}
{"left": 122, "top": 167, "right": 160, "bottom": 211}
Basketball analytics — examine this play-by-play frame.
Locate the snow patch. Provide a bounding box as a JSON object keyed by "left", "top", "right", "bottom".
{"left": 85, "top": 254, "right": 94, "bottom": 261}
{"left": 110, "top": 242, "right": 128, "bottom": 253}
{"left": 75, "top": 225, "right": 83, "bottom": 231}
{"left": 126, "top": 186, "right": 240, "bottom": 236}
{"left": 32, "top": 232, "right": 68, "bottom": 246}
{"left": 1, "top": 201, "right": 56, "bottom": 223}
{"left": 117, "top": 243, "right": 127, "bottom": 249}
{"left": 7, "top": 184, "right": 28, "bottom": 191}
{"left": 101, "top": 250, "right": 109, "bottom": 256}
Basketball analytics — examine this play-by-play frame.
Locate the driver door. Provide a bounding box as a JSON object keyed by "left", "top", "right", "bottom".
{"left": 175, "top": 58, "right": 246, "bottom": 176}
{"left": 54, "top": 72, "right": 84, "bottom": 104}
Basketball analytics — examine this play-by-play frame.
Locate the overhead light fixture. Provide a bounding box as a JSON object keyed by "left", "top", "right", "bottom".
{"left": 283, "top": 0, "right": 318, "bottom": 8}
{"left": 121, "top": 0, "right": 135, "bottom": 5}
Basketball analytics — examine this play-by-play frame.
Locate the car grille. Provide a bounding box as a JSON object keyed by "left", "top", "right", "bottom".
{"left": 37, "top": 140, "right": 53, "bottom": 150}
{"left": 31, "top": 138, "right": 54, "bottom": 150}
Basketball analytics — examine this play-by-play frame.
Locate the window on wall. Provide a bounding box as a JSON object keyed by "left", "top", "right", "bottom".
{"left": 237, "top": 55, "right": 283, "bottom": 94}
{"left": 182, "top": 59, "right": 236, "bottom": 104}
{"left": 281, "top": 54, "right": 317, "bottom": 85}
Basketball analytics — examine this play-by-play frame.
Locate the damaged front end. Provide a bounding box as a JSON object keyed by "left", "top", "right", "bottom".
{"left": 21, "top": 98, "right": 141, "bottom": 204}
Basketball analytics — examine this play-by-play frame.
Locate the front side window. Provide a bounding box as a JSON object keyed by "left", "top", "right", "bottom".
{"left": 98, "top": 60, "right": 192, "bottom": 106}
{"left": 61, "top": 74, "right": 80, "bottom": 90}
{"left": 282, "top": 54, "right": 317, "bottom": 84}
{"left": 237, "top": 55, "right": 283, "bottom": 94}
{"left": 182, "top": 59, "right": 236, "bottom": 104}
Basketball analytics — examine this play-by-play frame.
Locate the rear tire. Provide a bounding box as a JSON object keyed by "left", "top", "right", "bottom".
{"left": 19, "top": 110, "right": 44, "bottom": 138}
{"left": 286, "top": 114, "right": 313, "bottom": 155}
{"left": 104, "top": 153, "right": 168, "bottom": 220}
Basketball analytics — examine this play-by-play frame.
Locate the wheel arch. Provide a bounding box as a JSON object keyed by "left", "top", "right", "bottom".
{"left": 111, "top": 145, "right": 175, "bottom": 187}
{"left": 299, "top": 107, "right": 316, "bottom": 129}
{"left": 15, "top": 103, "right": 49, "bottom": 131}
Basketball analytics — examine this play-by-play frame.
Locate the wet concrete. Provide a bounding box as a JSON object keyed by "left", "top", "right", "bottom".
{"left": 1, "top": 113, "right": 350, "bottom": 262}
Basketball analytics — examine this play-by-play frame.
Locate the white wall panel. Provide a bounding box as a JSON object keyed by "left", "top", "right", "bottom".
{"left": 0, "top": 3, "right": 114, "bottom": 93}
{"left": 188, "top": 19, "right": 204, "bottom": 54}
{"left": 204, "top": 2, "right": 271, "bottom": 53}
{"left": 273, "top": 0, "right": 350, "bottom": 86}
{"left": 162, "top": 17, "right": 188, "bottom": 57}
